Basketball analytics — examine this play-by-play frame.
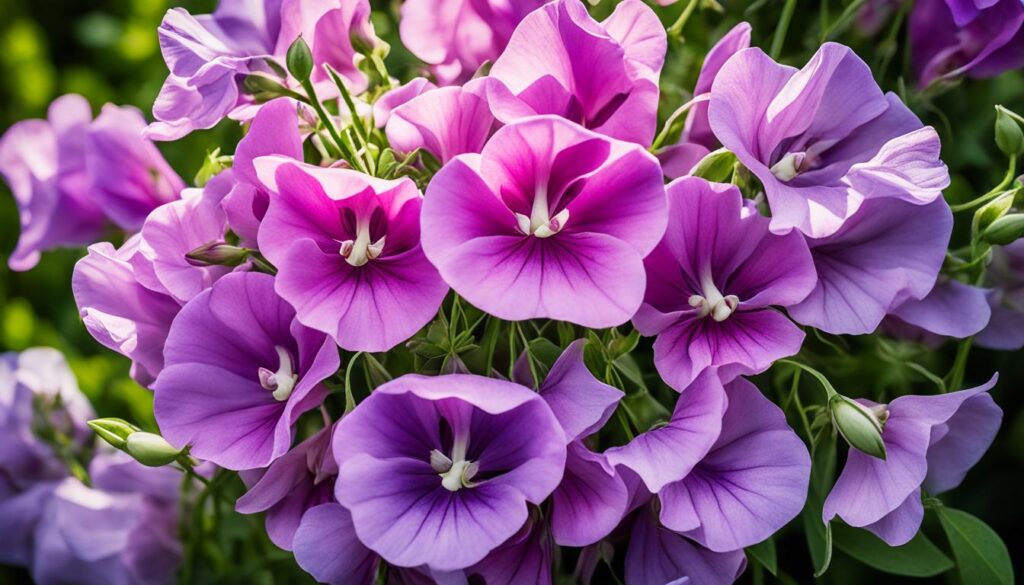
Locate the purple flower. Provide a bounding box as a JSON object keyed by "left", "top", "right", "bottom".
{"left": 85, "top": 104, "right": 185, "bottom": 230}
{"left": 466, "top": 511, "right": 553, "bottom": 584}
{"left": 633, "top": 177, "right": 816, "bottom": 392}
{"left": 31, "top": 452, "right": 182, "bottom": 585}
{"left": 977, "top": 241, "right": 1024, "bottom": 350}
{"left": 153, "top": 272, "right": 340, "bottom": 470}
{"left": 150, "top": 0, "right": 377, "bottom": 140}
{"left": 292, "top": 503, "right": 379, "bottom": 584}
{"left": 254, "top": 158, "right": 448, "bottom": 352}
{"left": 708, "top": 43, "right": 949, "bottom": 238}
{"left": 332, "top": 373, "right": 567, "bottom": 571}
{"left": 0, "top": 94, "right": 105, "bottom": 271}
{"left": 399, "top": 0, "right": 545, "bottom": 85}
{"left": 789, "top": 197, "right": 952, "bottom": 335}
{"left": 421, "top": 116, "right": 667, "bottom": 328}
{"left": 823, "top": 376, "right": 1002, "bottom": 545}
{"left": 486, "top": 0, "right": 666, "bottom": 146}
{"left": 657, "top": 377, "right": 810, "bottom": 552}
{"left": 681, "top": 22, "right": 752, "bottom": 154}
{"left": 385, "top": 78, "right": 496, "bottom": 164}
{"left": 884, "top": 277, "right": 992, "bottom": 342}
{"left": 373, "top": 78, "right": 437, "bottom": 128}
{"left": 910, "top": 0, "right": 1024, "bottom": 87}
{"left": 73, "top": 236, "right": 183, "bottom": 386}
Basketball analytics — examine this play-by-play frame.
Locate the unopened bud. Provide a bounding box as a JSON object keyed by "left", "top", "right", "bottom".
{"left": 286, "top": 36, "right": 314, "bottom": 83}
{"left": 995, "top": 106, "right": 1024, "bottom": 157}
{"left": 125, "top": 432, "right": 183, "bottom": 467}
{"left": 982, "top": 213, "right": 1024, "bottom": 246}
{"left": 186, "top": 242, "right": 249, "bottom": 267}
{"left": 88, "top": 418, "right": 139, "bottom": 450}
{"left": 692, "top": 148, "right": 738, "bottom": 183}
{"left": 829, "top": 395, "right": 887, "bottom": 459}
{"left": 243, "top": 74, "right": 293, "bottom": 102}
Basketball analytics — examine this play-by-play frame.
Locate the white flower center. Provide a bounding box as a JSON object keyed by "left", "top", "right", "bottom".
{"left": 688, "top": 269, "right": 739, "bottom": 322}
{"left": 339, "top": 220, "right": 385, "bottom": 267}
{"left": 515, "top": 182, "right": 569, "bottom": 238}
{"left": 258, "top": 345, "right": 298, "bottom": 402}
{"left": 430, "top": 433, "right": 479, "bottom": 492}
{"left": 769, "top": 151, "right": 807, "bottom": 182}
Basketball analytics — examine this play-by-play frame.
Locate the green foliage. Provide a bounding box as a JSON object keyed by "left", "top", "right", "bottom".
{"left": 938, "top": 507, "right": 1015, "bottom": 585}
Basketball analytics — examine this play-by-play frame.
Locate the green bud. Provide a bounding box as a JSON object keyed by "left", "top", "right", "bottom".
{"left": 87, "top": 418, "right": 139, "bottom": 450}
{"left": 995, "top": 106, "right": 1024, "bottom": 157}
{"left": 829, "top": 395, "right": 887, "bottom": 459}
{"left": 194, "top": 148, "right": 231, "bottom": 187}
{"left": 691, "top": 148, "right": 738, "bottom": 183}
{"left": 243, "top": 74, "right": 293, "bottom": 102}
{"left": 982, "top": 213, "right": 1024, "bottom": 246}
{"left": 125, "top": 432, "right": 183, "bottom": 467}
{"left": 185, "top": 241, "right": 250, "bottom": 267}
{"left": 286, "top": 36, "right": 314, "bottom": 83}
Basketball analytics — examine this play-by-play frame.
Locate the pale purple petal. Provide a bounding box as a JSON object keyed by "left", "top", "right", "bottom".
{"left": 888, "top": 278, "right": 991, "bottom": 339}
{"left": 538, "top": 340, "right": 624, "bottom": 441}
{"left": 292, "top": 503, "right": 378, "bottom": 585}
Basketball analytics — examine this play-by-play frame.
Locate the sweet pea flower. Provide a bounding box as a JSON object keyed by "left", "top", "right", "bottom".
{"left": 884, "top": 277, "right": 992, "bottom": 343}
{"left": 399, "top": 0, "right": 545, "bottom": 85}
{"left": 254, "top": 158, "right": 448, "bottom": 352}
{"left": 789, "top": 197, "right": 952, "bottom": 335}
{"left": 977, "top": 240, "right": 1024, "bottom": 350}
{"left": 0, "top": 94, "right": 104, "bottom": 271}
{"left": 291, "top": 503, "right": 380, "bottom": 584}
{"left": 85, "top": 104, "right": 185, "bottom": 230}
{"left": 73, "top": 235, "right": 183, "bottom": 386}
{"left": 385, "top": 78, "right": 496, "bottom": 164}
{"left": 153, "top": 272, "right": 340, "bottom": 470}
{"left": 422, "top": 116, "right": 667, "bottom": 328}
{"left": 633, "top": 178, "right": 816, "bottom": 392}
{"left": 332, "top": 373, "right": 567, "bottom": 571}
{"left": 466, "top": 510, "right": 553, "bottom": 584}
{"left": 373, "top": 78, "right": 437, "bottom": 128}
{"left": 486, "top": 0, "right": 666, "bottom": 146}
{"left": 150, "top": 0, "right": 378, "bottom": 140}
{"left": 910, "top": 0, "right": 1024, "bottom": 88}
{"left": 708, "top": 43, "right": 949, "bottom": 238}
{"left": 823, "top": 376, "right": 1002, "bottom": 546}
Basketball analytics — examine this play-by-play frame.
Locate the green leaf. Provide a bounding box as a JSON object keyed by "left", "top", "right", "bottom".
{"left": 833, "top": 523, "right": 953, "bottom": 577}
{"left": 691, "top": 147, "right": 737, "bottom": 183}
{"left": 746, "top": 537, "right": 777, "bottom": 576}
{"left": 801, "top": 498, "right": 833, "bottom": 577}
{"left": 938, "top": 508, "right": 1014, "bottom": 585}
{"left": 612, "top": 354, "right": 648, "bottom": 391}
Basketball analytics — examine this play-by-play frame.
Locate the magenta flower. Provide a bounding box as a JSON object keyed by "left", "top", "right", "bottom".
{"left": 824, "top": 377, "right": 1002, "bottom": 545}
{"left": 910, "top": 0, "right": 1024, "bottom": 87}
{"left": 633, "top": 178, "right": 816, "bottom": 392}
{"left": 332, "top": 373, "right": 567, "bottom": 571}
{"left": 708, "top": 43, "right": 949, "bottom": 237}
{"left": 0, "top": 94, "right": 104, "bottom": 271}
{"left": 373, "top": 78, "right": 436, "bottom": 128}
{"left": 254, "top": 158, "right": 448, "bottom": 352}
{"left": 789, "top": 197, "right": 952, "bottom": 335}
{"left": 486, "top": 0, "right": 666, "bottom": 146}
{"left": 152, "top": 272, "right": 340, "bottom": 470}
{"left": 399, "top": 0, "right": 544, "bottom": 85}
{"left": 385, "top": 78, "right": 496, "bottom": 164}
{"left": 422, "top": 116, "right": 667, "bottom": 327}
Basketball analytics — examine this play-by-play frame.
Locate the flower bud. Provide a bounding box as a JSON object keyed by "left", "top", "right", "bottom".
{"left": 87, "top": 418, "right": 139, "bottom": 450}
{"left": 829, "top": 395, "right": 887, "bottom": 460}
{"left": 186, "top": 242, "right": 249, "bottom": 267}
{"left": 995, "top": 106, "right": 1024, "bottom": 157}
{"left": 286, "top": 36, "right": 314, "bottom": 83}
{"left": 243, "top": 73, "right": 293, "bottom": 102}
{"left": 981, "top": 213, "right": 1024, "bottom": 246}
{"left": 125, "top": 432, "right": 184, "bottom": 467}
{"left": 691, "top": 148, "right": 738, "bottom": 183}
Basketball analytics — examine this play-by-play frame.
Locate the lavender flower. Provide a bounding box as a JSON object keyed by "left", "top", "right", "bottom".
{"left": 385, "top": 78, "right": 496, "bottom": 164}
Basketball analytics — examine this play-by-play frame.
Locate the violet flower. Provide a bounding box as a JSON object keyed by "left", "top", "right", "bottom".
{"left": 332, "top": 373, "right": 567, "bottom": 571}
{"left": 399, "top": 0, "right": 544, "bottom": 85}
{"left": 910, "top": 0, "right": 1024, "bottom": 88}
{"left": 823, "top": 376, "right": 1002, "bottom": 546}
{"left": 977, "top": 240, "right": 1024, "bottom": 350}
{"left": 466, "top": 510, "right": 553, "bottom": 584}
{"left": 254, "top": 157, "right": 448, "bottom": 352}
{"left": 708, "top": 42, "right": 949, "bottom": 238}
{"left": 789, "top": 197, "right": 952, "bottom": 335}
{"left": 633, "top": 177, "right": 816, "bottom": 392}
{"left": 0, "top": 94, "right": 104, "bottom": 271}
{"left": 421, "top": 116, "right": 667, "bottom": 328}
{"left": 884, "top": 277, "right": 992, "bottom": 342}
{"left": 152, "top": 272, "right": 340, "bottom": 470}
{"left": 486, "top": 0, "right": 666, "bottom": 146}
{"left": 291, "top": 503, "right": 379, "bottom": 584}
{"left": 385, "top": 78, "right": 496, "bottom": 164}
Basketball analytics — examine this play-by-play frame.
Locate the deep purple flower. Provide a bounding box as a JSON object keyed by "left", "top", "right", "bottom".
{"left": 73, "top": 236, "right": 183, "bottom": 386}
{"left": 85, "top": 104, "right": 185, "bottom": 230}
{"left": 466, "top": 510, "right": 553, "bottom": 584}
{"left": 977, "top": 241, "right": 1024, "bottom": 350}
{"left": 0, "top": 94, "right": 105, "bottom": 271}
{"left": 385, "top": 78, "right": 496, "bottom": 164}
{"left": 153, "top": 272, "right": 339, "bottom": 470}
{"left": 254, "top": 158, "right": 448, "bottom": 352}
{"left": 332, "top": 373, "right": 567, "bottom": 571}
{"left": 486, "top": 0, "right": 666, "bottom": 146}
{"left": 789, "top": 197, "right": 952, "bottom": 335}
{"left": 399, "top": 0, "right": 545, "bottom": 85}
{"left": 633, "top": 177, "right": 816, "bottom": 391}
{"left": 31, "top": 452, "right": 182, "bottom": 585}
{"left": 910, "top": 0, "right": 1024, "bottom": 87}
{"left": 422, "top": 116, "right": 667, "bottom": 327}
{"left": 823, "top": 376, "right": 1002, "bottom": 545}
{"left": 709, "top": 43, "right": 949, "bottom": 238}
{"left": 150, "top": 0, "right": 378, "bottom": 140}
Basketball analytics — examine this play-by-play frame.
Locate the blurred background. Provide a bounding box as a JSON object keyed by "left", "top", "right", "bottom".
{"left": 0, "top": 0, "right": 1019, "bottom": 583}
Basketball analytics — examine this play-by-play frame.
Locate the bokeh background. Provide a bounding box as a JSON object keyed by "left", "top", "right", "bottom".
{"left": 0, "top": 0, "right": 1019, "bottom": 583}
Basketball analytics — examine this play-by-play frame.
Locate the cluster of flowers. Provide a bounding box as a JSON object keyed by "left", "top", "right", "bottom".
{"left": 0, "top": 0, "right": 1019, "bottom": 583}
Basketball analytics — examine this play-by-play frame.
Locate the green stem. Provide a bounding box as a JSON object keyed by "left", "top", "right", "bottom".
{"left": 344, "top": 352, "right": 365, "bottom": 413}
{"left": 667, "top": 0, "right": 700, "bottom": 39}
{"left": 771, "top": 0, "right": 799, "bottom": 59}
{"left": 650, "top": 94, "right": 708, "bottom": 151}
{"left": 820, "top": 0, "right": 867, "bottom": 41}
{"left": 777, "top": 359, "right": 839, "bottom": 399}
{"left": 944, "top": 337, "right": 973, "bottom": 392}
{"left": 949, "top": 157, "right": 1018, "bottom": 212}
